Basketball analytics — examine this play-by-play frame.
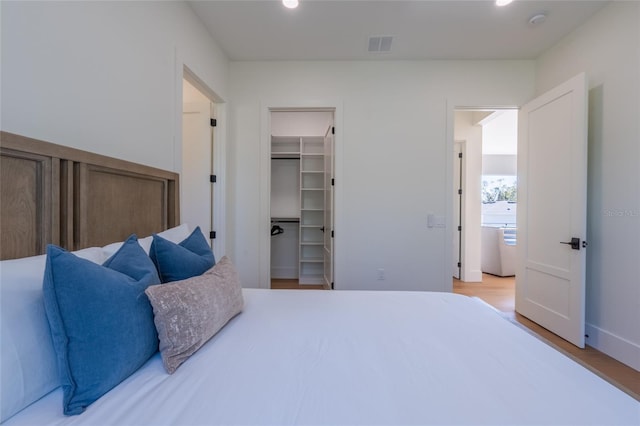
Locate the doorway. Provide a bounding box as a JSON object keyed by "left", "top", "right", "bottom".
{"left": 449, "top": 74, "right": 588, "bottom": 348}
{"left": 452, "top": 109, "right": 518, "bottom": 310}
{"left": 268, "top": 109, "right": 335, "bottom": 290}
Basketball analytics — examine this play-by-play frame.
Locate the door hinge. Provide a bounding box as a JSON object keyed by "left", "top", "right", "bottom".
{"left": 210, "top": 174, "right": 217, "bottom": 183}
{"left": 331, "top": 126, "right": 335, "bottom": 135}
{"left": 331, "top": 230, "right": 334, "bottom": 238}
{"left": 209, "top": 231, "right": 216, "bottom": 239}
{"left": 331, "top": 281, "right": 334, "bottom": 290}
{"left": 458, "top": 225, "right": 462, "bottom": 231}
{"left": 458, "top": 152, "right": 463, "bottom": 159}
{"left": 457, "top": 262, "right": 461, "bottom": 268}
{"left": 210, "top": 118, "right": 217, "bottom": 127}
{"left": 331, "top": 178, "right": 335, "bottom": 186}
{"left": 458, "top": 189, "right": 462, "bottom": 195}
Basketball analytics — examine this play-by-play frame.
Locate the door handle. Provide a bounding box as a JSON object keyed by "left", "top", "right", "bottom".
{"left": 560, "top": 237, "right": 581, "bottom": 250}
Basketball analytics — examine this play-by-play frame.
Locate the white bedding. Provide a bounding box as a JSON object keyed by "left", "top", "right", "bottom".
{"left": 5, "top": 289, "right": 639, "bottom": 425}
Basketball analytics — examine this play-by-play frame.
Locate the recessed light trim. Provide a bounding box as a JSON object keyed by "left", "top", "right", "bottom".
{"left": 282, "top": 0, "right": 299, "bottom": 9}
{"left": 496, "top": 0, "right": 514, "bottom": 6}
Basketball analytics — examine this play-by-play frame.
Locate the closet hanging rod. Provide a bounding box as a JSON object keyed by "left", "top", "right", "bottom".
{"left": 271, "top": 157, "right": 301, "bottom": 160}
{"left": 271, "top": 219, "right": 300, "bottom": 223}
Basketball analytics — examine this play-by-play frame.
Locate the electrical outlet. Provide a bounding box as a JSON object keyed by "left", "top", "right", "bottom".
{"left": 377, "top": 268, "right": 385, "bottom": 280}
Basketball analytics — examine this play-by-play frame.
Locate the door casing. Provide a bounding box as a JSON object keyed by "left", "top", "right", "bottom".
{"left": 259, "top": 103, "right": 343, "bottom": 289}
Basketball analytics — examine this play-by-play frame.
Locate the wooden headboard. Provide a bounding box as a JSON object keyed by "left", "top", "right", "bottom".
{"left": 0, "top": 131, "right": 179, "bottom": 260}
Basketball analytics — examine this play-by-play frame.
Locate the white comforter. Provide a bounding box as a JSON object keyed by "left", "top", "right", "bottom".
{"left": 6, "top": 289, "right": 639, "bottom": 425}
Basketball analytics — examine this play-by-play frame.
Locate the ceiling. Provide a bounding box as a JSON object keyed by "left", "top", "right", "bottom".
{"left": 188, "top": 0, "right": 608, "bottom": 61}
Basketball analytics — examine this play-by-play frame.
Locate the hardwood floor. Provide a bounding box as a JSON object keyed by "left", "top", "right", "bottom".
{"left": 454, "top": 274, "right": 640, "bottom": 401}
{"left": 271, "top": 279, "right": 326, "bottom": 290}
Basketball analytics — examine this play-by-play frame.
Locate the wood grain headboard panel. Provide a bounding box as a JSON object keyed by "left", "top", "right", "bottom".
{"left": 0, "top": 148, "right": 54, "bottom": 259}
{"left": 0, "top": 131, "right": 179, "bottom": 260}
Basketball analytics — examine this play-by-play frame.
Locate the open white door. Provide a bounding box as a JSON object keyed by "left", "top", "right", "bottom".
{"left": 452, "top": 141, "right": 463, "bottom": 280}
{"left": 182, "top": 101, "right": 214, "bottom": 245}
{"left": 323, "top": 124, "right": 335, "bottom": 289}
{"left": 516, "top": 73, "right": 588, "bottom": 348}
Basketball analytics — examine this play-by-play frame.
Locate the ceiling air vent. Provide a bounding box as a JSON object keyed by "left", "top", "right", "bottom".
{"left": 368, "top": 36, "right": 393, "bottom": 53}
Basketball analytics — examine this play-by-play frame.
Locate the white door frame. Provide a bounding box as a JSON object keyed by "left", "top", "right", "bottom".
{"left": 453, "top": 140, "right": 465, "bottom": 280}
{"left": 182, "top": 100, "right": 213, "bottom": 243}
{"left": 179, "top": 65, "right": 227, "bottom": 259}
{"left": 258, "top": 102, "right": 343, "bottom": 289}
{"left": 323, "top": 122, "right": 335, "bottom": 289}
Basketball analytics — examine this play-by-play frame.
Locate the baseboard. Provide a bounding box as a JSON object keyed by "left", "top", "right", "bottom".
{"left": 585, "top": 323, "right": 640, "bottom": 372}
{"left": 462, "top": 269, "right": 483, "bottom": 282}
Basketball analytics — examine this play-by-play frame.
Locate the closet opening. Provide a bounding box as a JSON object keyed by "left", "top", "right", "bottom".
{"left": 269, "top": 109, "right": 335, "bottom": 290}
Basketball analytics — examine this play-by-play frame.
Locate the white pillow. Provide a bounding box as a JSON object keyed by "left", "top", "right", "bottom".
{"left": 0, "top": 247, "right": 105, "bottom": 423}
{"left": 101, "top": 224, "right": 191, "bottom": 258}
{"left": 157, "top": 223, "right": 192, "bottom": 244}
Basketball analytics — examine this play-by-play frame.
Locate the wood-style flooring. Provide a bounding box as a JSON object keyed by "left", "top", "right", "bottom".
{"left": 271, "top": 279, "right": 326, "bottom": 290}
{"left": 272, "top": 276, "right": 640, "bottom": 400}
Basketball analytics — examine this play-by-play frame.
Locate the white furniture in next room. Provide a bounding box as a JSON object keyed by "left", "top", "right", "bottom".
{"left": 481, "top": 226, "right": 516, "bottom": 277}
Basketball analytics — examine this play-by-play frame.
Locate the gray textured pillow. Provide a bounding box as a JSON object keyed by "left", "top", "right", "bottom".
{"left": 145, "top": 256, "right": 244, "bottom": 374}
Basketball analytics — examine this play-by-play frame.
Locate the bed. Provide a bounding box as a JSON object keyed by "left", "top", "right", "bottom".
{"left": 1, "top": 132, "right": 638, "bottom": 425}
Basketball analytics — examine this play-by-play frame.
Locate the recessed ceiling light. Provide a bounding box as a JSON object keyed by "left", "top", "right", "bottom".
{"left": 282, "top": 0, "right": 299, "bottom": 9}
{"left": 496, "top": 0, "right": 514, "bottom": 6}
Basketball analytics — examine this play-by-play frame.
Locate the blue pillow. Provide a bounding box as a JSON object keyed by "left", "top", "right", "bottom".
{"left": 42, "top": 235, "right": 160, "bottom": 415}
{"left": 149, "top": 226, "right": 215, "bottom": 283}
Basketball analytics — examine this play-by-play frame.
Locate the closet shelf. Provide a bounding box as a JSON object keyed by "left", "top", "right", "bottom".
{"left": 271, "top": 217, "right": 300, "bottom": 223}
{"left": 300, "top": 257, "right": 323, "bottom": 263}
{"left": 271, "top": 153, "right": 300, "bottom": 159}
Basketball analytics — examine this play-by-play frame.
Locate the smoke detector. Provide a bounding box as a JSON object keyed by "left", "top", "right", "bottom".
{"left": 528, "top": 13, "right": 547, "bottom": 26}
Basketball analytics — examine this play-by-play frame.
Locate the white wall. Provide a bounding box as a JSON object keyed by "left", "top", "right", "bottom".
{"left": 1, "top": 1, "right": 228, "bottom": 173}
{"left": 536, "top": 1, "right": 640, "bottom": 370}
{"left": 481, "top": 110, "right": 518, "bottom": 155}
{"left": 271, "top": 111, "right": 333, "bottom": 137}
{"left": 482, "top": 155, "right": 517, "bottom": 176}
{"left": 228, "top": 60, "right": 534, "bottom": 290}
{"left": 184, "top": 79, "right": 210, "bottom": 103}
